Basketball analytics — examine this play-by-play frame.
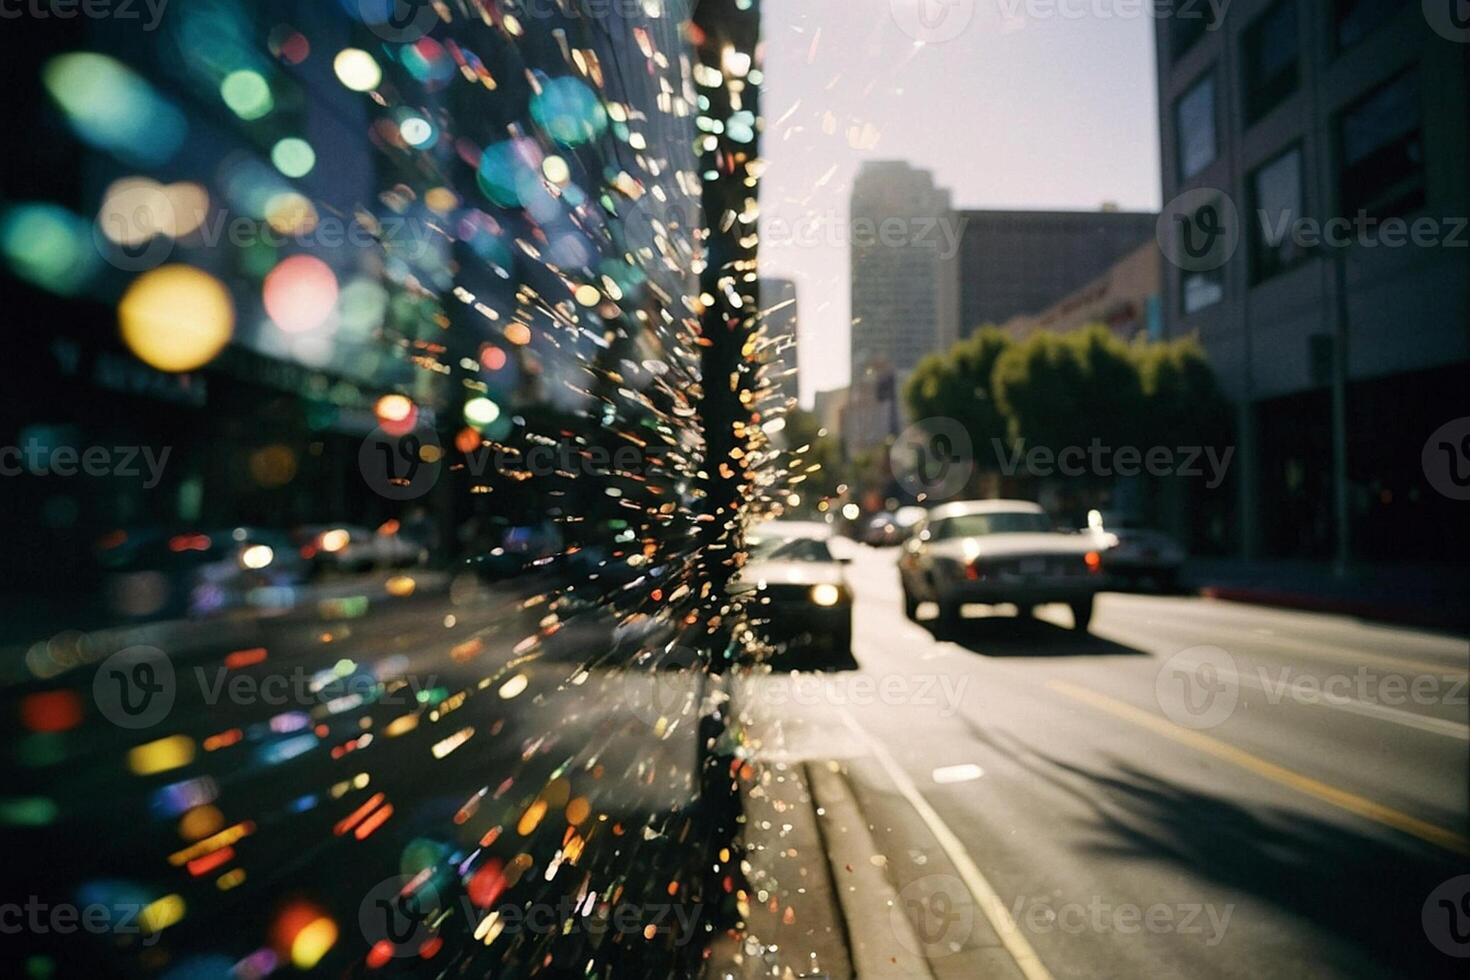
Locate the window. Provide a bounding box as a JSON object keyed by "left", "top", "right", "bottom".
{"left": 1182, "top": 268, "right": 1224, "bottom": 314}
{"left": 1333, "top": 0, "right": 1405, "bottom": 51}
{"left": 1242, "top": 0, "right": 1299, "bottom": 125}
{"left": 1175, "top": 193, "right": 1230, "bottom": 314}
{"left": 930, "top": 512, "right": 1053, "bottom": 539}
{"left": 1338, "top": 71, "right": 1425, "bottom": 220}
{"left": 1249, "top": 145, "right": 1307, "bottom": 282}
{"left": 1169, "top": 0, "right": 1223, "bottom": 62}
{"left": 1175, "top": 72, "right": 1218, "bottom": 181}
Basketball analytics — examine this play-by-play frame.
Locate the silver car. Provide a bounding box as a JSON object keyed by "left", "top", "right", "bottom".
{"left": 897, "top": 500, "right": 1113, "bottom": 632}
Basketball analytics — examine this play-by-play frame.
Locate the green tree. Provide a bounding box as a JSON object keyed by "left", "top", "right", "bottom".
{"left": 904, "top": 326, "right": 1012, "bottom": 462}
{"left": 992, "top": 324, "right": 1147, "bottom": 452}
{"left": 1134, "top": 334, "right": 1233, "bottom": 448}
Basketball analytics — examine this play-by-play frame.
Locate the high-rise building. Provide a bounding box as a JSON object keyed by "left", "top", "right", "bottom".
{"left": 843, "top": 358, "right": 900, "bottom": 460}
{"left": 849, "top": 161, "right": 960, "bottom": 393}
{"left": 760, "top": 277, "right": 800, "bottom": 406}
{"left": 956, "top": 208, "right": 1157, "bottom": 333}
{"left": 1154, "top": 0, "right": 1469, "bottom": 561}
{"left": 813, "top": 387, "right": 849, "bottom": 441}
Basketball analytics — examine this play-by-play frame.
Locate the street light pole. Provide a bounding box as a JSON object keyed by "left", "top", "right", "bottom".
{"left": 1331, "top": 246, "right": 1351, "bottom": 577}
{"left": 691, "top": 0, "right": 762, "bottom": 668}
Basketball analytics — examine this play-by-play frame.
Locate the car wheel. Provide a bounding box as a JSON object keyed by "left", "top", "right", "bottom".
{"left": 832, "top": 624, "right": 853, "bottom": 661}
{"left": 937, "top": 598, "right": 962, "bottom": 633}
{"left": 1069, "top": 597, "right": 1095, "bottom": 632}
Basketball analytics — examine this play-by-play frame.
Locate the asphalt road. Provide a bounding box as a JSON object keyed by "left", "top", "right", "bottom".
{"left": 737, "top": 541, "right": 1470, "bottom": 979}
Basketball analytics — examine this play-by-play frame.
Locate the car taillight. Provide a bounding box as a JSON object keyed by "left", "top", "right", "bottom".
{"left": 965, "top": 562, "right": 983, "bottom": 581}
{"left": 1085, "top": 551, "right": 1102, "bottom": 573}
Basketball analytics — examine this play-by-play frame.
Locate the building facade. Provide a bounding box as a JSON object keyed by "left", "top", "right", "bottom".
{"left": 957, "top": 208, "right": 1157, "bottom": 333}
{"left": 999, "top": 241, "right": 1164, "bottom": 341}
{"left": 843, "top": 358, "right": 901, "bottom": 459}
{"left": 1155, "top": 0, "right": 1469, "bottom": 561}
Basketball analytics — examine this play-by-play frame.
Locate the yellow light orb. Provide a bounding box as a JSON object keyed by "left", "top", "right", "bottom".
{"left": 118, "top": 265, "right": 234, "bottom": 373}
{"left": 289, "top": 916, "right": 338, "bottom": 970}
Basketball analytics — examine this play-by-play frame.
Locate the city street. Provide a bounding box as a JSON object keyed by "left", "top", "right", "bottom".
{"left": 736, "top": 541, "right": 1469, "bottom": 979}
{"left": 5, "top": 1, "right": 1468, "bottom": 978}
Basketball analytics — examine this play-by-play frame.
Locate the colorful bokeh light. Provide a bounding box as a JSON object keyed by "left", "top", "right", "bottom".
{"left": 263, "top": 255, "right": 338, "bottom": 333}
{"left": 118, "top": 265, "right": 235, "bottom": 372}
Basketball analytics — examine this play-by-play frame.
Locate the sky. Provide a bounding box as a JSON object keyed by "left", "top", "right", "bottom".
{"left": 756, "top": 0, "right": 1163, "bottom": 404}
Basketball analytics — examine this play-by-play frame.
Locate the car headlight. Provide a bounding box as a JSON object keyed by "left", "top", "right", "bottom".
{"left": 810, "top": 583, "right": 843, "bottom": 607}
{"left": 240, "top": 544, "right": 275, "bottom": 570}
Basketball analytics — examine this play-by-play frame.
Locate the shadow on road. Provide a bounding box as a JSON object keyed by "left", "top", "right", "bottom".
{"left": 923, "top": 614, "right": 1151, "bottom": 658}
{"left": 765, "top": 647, "right": 861, "bottom": 673}
{"left": 969, "top": 728, "right": 1465, "bottom": 978}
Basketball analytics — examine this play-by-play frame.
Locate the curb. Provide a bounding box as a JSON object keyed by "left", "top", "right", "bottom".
{"left": 806, "top": 760, "right": 936, "bottom": 978}
{"left": 707, "top": 757, "right": 854, "bottom": 979}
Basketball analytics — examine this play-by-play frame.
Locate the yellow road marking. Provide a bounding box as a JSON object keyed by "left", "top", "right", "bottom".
{"left": 840, "top": 709, "right": 1055, "bottom": 980}
{"left": 1049, "top": 680, "right": 1470, "bottom": 857}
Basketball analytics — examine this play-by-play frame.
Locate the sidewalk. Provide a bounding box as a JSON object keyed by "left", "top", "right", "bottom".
{"left": 1182, "top": 558, "right": 1470, "bottom": 631}
{"left": 709, "top": 750, "right": 1045, "bottom": 980}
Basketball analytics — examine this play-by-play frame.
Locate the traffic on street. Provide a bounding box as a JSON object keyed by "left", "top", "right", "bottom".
{"left": 2, "top": 1, "right": 1468, "bottom": 978}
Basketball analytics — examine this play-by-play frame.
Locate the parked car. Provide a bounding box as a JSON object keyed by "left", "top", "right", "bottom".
{"left": 1088, "top": 511, "right": 1186, "bottom": 591}
{"left": 858, "top": 511, "right": 900, "bottom": 546}
{"left": 736, "top": 521, "right": 853, "bottom": 661}
{"left": 897, "top": 500, "right": 1113, "bottom": 631}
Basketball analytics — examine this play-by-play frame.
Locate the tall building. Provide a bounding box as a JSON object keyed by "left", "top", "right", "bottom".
{"left": 956, "top": 208, "right": 1157, "bottom": 333}
{"left": 1155, "top": 0, "right": 1469, "bottom": 562}
{"left": 760, "top": 276, "right": 800, "bottom": 406}
{"left": 813, "top": 386, "right": 849, "bottom": 441}
{"left": 843, "top": 358, "right": 900, "bottom": 459}
{"left": 849, "top": 161, "right": 960, "bottom": 392}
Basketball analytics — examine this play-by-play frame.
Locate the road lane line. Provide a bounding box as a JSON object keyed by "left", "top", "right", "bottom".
{"left": 838, "top": 709, "right": 1055, "bottom": 980}
{"left": 1048, "top": 680, "right": 1470, "bottom": 857}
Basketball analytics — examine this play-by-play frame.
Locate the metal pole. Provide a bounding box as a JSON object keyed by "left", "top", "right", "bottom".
{"left": 1331, "top": 247, "right": 1351, "bottom": 577}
